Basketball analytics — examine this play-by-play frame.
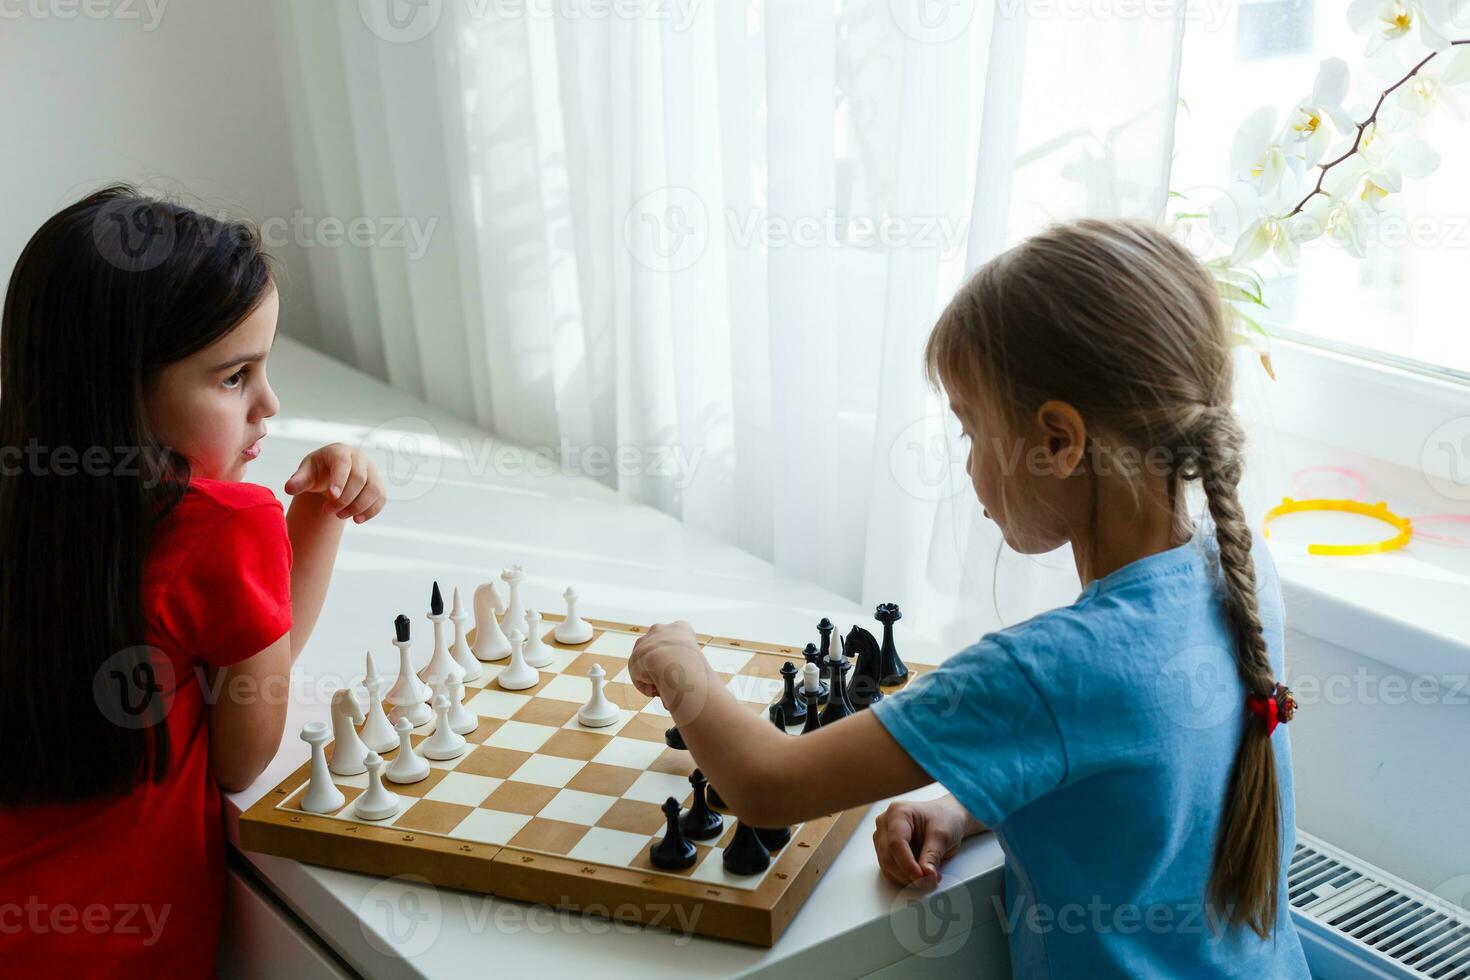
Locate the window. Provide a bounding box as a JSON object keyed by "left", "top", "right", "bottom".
{"left": 1173, "top": 4, "right": 1470, "bottom": 381}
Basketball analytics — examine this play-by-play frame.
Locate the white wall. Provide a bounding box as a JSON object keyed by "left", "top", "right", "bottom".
{"left": 0, "top": 0, "right": 323, "bottom": 349}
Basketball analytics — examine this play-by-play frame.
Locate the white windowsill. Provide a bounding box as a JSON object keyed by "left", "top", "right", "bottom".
{"left": 1234, "top": 338, "right": 1470, "bottom": 681}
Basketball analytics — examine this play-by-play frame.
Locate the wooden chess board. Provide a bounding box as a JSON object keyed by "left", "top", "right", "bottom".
{"left": 239, "top": 613, "right": 923, "bottom": 946}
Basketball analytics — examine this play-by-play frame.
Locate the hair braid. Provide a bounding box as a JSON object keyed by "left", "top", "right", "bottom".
{"left": 1197, "top": 410, "right": 1283, "bottom": 938}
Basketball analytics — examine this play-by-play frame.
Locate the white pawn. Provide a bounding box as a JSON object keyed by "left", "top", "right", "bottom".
{"left": 577, "top": 664, "right": 620, "bottom": 728}
{"left": 496, "top": 629, "right": 539, "bottom": 690}
{"left": 385, "top": 718, "right": 430, "bottom": 784}
{"left": 354, "top": 752, "right": 401, "bottom": 821}
{"left": 359, "top": 652, "right": 398, "bottom": 753}
{"left": 554, "top": 587, "right": 594, "bottom": 645}
{"left": 500, "top": 565, "right": 525, "bottom": 633}
{"left": 447, "top": 676, "right": 478, "bottom": 735}
{"left": 522, "top": 610, "right": 555, "bottom": 668}
{"left": 421, "top": 695, "right": 467, "bottom": 760}
{"left": 471, "top": 582, "right": 512, "bottom": 662}
{"left": 300, "top": 722, "right": 345, "bottom": 814}
{"left": 329, "top": 688, "right": 369, "bottom": 776}
{"left": 447, "top": 587, "right": 482, "bottom": 683}
{"left": 387, "top": 625, "right": 433, "bottom": 728}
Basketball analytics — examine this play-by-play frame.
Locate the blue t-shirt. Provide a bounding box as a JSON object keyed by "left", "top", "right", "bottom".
{"left": 872, "top": 519, "right": 1309, "bottom": 978}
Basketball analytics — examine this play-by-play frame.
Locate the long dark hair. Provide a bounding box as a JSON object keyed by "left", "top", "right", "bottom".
{"left": 0, "top": 185, "right": 273, "bottom": 806}
{"left": 926, "top": 219, "right": 1287, "bottom": 937}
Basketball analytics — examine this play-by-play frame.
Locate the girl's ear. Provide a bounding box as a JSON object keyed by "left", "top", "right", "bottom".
{"left": 1034, "top": 400, "right": 1088, "bottom": 478}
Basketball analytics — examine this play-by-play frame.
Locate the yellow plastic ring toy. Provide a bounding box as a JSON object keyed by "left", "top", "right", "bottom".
{"left": 1262, "top": 497, "right": 1412, "bottom": 557}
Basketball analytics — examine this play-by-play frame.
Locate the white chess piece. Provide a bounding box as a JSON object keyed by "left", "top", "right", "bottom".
{"left": 447, "top": 586, "right": 482, "bottom": 683}
{"left": 354, "top": 752, "right": 401, "bottom": 821}
{"left": 577, "top": 664, "right": 620, "bottom": 728}
{"left": 553, "top": 587, "right": 594, "bottom": 644}
{"left": 419, "top": 592, "right": 460, "bottom": 688}
{"left": 385, "top": 718, "right": 430, "bottom": 784}
{"left": 328, "top": 689, "right": 369, "bottom": 776}
{"left": 359, "top": 651, "right": 398, "bottom": 753}
{"left": 499, "top": 565, "right": 525, "bottom": 632}
{"left": 495, "top": 629, "right": 539, "bottom": 690}
{"left": 420, "top": 695, "right": 467, "bottom": 760}
{"left": 300, "top": 722, "right": 345, "bottom": 814}
{"left": 522, "top": 610, "right": 554, "bottom": 668}
{"left": 387, "top": 628, "right": 433, "bottom": 728}
{"left": 471, "top": 582, "right": 511, "bottom": 662}
{"left": 803, "top": 661, "right": 821, "bottom": 694}
{"left": 447, "top": 676, "right": 478, "bottom": 735}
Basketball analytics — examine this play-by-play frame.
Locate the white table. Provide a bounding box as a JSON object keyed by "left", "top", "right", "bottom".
{"left": 224, "top": 338, "right": 1010, "bottom": 978}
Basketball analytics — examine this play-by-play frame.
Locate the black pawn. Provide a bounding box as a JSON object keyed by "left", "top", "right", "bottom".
{"left": 819, "top": 639, "right": 855, "bottom": 726}
{"left": 665, "top": 725, "right": 686, "bottom": 750}
{"left": 875, "top": 603, "right": 909, "bottom": 685}
{"left": 756, "top": 825, "right": 791, "bottom": 851}
{"left": 394, "top": 613, "right": 411, "bottom": 643}
{"left": 680, "top": 769, "right": 723, "bottom": 840}
{"left": 801, "top": 643, "right": 829, "bottom": 702}
{"left": 650, "top": 797, "right": 696, "bottom": 869}
{"left": 815, "top": 618, "right": 835, "bottom": 678}
{"left": 722, "top": 820, "right": 770, "bottom": 875}
{"left": 847, "top": 624, "right": 883, "bottom": 710}
{"left": 430, "top": 581, "right": 444, "bottom": 616}
{"left": 800, "top": 683, "right": 822, "bottom": 734}
{"left": 770, "top": 660, "right": 806, "bottom": 725}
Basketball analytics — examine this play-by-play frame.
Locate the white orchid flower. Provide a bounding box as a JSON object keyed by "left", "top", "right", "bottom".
{"left": 1300, "top": 192, "right": 1376, "bottom": 257}
{"left": 1231, "top": 107, "right": 1302, "bottom": 205}
{"left": 1290, "top": 59, "right": 1356, "bottom": 167}
{"left": 1395, "top": 46, "right": 1470, "bottom": 119}
{"left": 1231, "top": 215, "right": 1302, "bottom": 267}
{"left": 1347, "top": 0, "right": 1453, "bottom": 54}
{"left": 1353, "top": 121, "right": 1441, "bottom": 209}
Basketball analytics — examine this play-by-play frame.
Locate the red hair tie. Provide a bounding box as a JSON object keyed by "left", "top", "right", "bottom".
{"left": 1245, "top": 683, "right": 1297, "bottom": 736}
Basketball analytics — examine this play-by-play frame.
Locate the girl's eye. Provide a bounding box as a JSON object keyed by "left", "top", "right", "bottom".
{"left": 223, "top": 368, "right": 248, "bottom": 390}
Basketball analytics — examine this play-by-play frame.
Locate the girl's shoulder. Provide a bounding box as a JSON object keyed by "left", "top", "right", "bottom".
{"left": 181, "top": 477, "right": 284, "bottom": 514}
{"left": 147, "top": 479, "right": 289, "bottom": 583}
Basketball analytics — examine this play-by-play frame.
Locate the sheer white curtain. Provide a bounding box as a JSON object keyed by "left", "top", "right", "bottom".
{"left": 272, "top": 0, "right": 1186, "bottom": 648}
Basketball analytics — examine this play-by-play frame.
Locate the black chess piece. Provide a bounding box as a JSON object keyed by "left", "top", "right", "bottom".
{"left": 770, "top": 703, "right": 788, "bottom": 732}
{"left": 707, "top": 780, "right": 727, "bottom": 810}
{"left": 650, "top": 797, "right": 697, "bottom": 870}
{"left": 722, "top": 820, "right": 771, "bottom": 875}
{"left": 394, "top": 613, "right": 411, "bottom": 643}
{"left": 819, "top": 638, "right": 855, "bottom": 726}
{"left": 800, "top": 642, "right": 829, "bottom": 702}
{"left": 679, "top": 769, "right": 723, "bottom": 840}
{"left": 815, "top": 618, "right": 834, "bottom": 679}
{"left": 665, "top": 725, "right": 686, "bottom": 750}
{"left": 875, "top": 603, "right": 909, "bottom": 686}
{"left": 755, "top": 825, "right": 791, "bottom": 851}
{"left": 846, "top": 625, "right": 884, "bottom": 710}
{"left": 770, "top": 660, "right": 806, "bottom": 725}
{"left": 800, "top": 681, "right": 822, "bottom": 734}
{"left": 430, "top": 581, "right": 444, "bottom": 616}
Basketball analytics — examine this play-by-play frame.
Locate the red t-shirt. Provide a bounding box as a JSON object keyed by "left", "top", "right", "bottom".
{"left": 0, "top": 478, "right": 292, "bottom": 978}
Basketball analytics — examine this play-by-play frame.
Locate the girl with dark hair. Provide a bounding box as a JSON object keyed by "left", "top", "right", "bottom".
{"left": 626, "top": 219, "right": 1309, "bottom": 977}
{"left": 0, "top": 186, "right": 386, "bottom": 975}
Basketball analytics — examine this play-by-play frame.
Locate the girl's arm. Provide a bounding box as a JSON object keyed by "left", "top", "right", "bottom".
{"left": 283, "top": 443, "right": 385, "bottom": 660}
{"left": 629, "top": 622, "right": 935, "bottom": 828}
{"left": 205, "top": 633, "right": 291, "bottom": 792}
